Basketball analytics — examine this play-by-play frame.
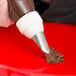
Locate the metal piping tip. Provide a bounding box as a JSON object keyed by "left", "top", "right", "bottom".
{"left": 32, "top": 32, "right": 50, "bottom": 54}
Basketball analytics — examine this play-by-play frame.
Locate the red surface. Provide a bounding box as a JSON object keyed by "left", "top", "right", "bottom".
{"left": 0, "top": 22, "right": 76, "bottom": 76}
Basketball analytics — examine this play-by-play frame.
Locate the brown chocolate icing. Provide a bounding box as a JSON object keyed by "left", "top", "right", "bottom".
{"left": 8, "top": 0, "right": 35, "bottom": 20}
{"left": 45, "top": 48, "right": 64, "bottom": 64}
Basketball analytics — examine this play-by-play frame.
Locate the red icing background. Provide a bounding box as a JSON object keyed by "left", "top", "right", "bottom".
{"left": 0, "top": 22, "right": 76, "bottom": 76}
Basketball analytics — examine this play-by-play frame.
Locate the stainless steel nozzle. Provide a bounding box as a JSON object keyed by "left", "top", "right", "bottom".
{"left": 32, "top": 32, "right": 50, "bottom": 54}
